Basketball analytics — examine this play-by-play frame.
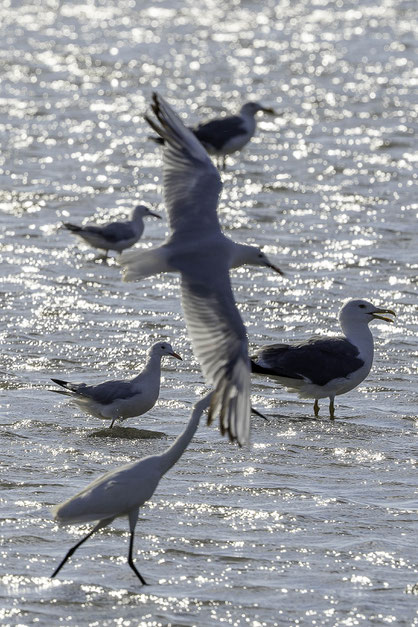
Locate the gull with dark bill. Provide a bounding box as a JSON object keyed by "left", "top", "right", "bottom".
{"left": 251, "top": 299, "right": 396, "bottom": 419}
{"left": 50, "top": 341, "right": 182, "bottom": 428}
{"left": 151, "top": 101, "right": 276, "bottom": 169}
{"left": 122, "top": 94, "right": 282, "bottom": 445}
{"left": 63, "top": 204, "right": 161, "bottom": 258}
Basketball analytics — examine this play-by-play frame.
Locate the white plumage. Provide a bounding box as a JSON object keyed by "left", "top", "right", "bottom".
{"left": 51, "top": 393, "right": 212, "bottom": 585}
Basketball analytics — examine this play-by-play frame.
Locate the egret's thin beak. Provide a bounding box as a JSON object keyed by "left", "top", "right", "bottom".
{"left": 266, "top": 262, "right": 284, "bottom": 276}
{"left": 147, "top": 210, "right": 162, "bottom": 219}
{"left": 170, "top": 351, "right": 183, "bottom": 360}
{"left": 372, "top": 308, "right": 396, "bottom": 323}
{"left": 261, "top": 107, "right": 276, "bottom": 115}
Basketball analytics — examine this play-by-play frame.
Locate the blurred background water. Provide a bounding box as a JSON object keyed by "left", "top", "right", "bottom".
{"left": 0, "top": 0, "right": 417, "bottom": 625}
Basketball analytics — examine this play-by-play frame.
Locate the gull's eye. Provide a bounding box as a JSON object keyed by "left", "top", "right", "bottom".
{"left": 258, "top": 253, "right": 263, "bottom": 258}
{"left": 359, "top": 304, "right": 366, "bottom": 309}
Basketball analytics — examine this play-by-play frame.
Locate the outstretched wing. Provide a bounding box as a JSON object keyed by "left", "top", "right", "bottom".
{"left": 181, "top": 276, "right": 251, "bottom": 446}
{"left": 145, "top": 93, "right": 223, "bottom": 235}
{"left": 147, "top": 93, "right": 251, "bottom": 446}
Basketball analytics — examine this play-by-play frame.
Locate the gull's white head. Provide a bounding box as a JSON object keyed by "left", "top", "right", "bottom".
{"left": 339, "top": 299, "right": 396, "bottom": 326}
{"left": 132, "top": 205, "right": 162, "bottom": 221}
{"left": 233, "top": 243, "right": 283, "bottom": 275}
{"left": 150, "top": 341, "right": 182, "bottom": 360}
{"left": 240, "top": 102, "right": 276, "bottom": 117}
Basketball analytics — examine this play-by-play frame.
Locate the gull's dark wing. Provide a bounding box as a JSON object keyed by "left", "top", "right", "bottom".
{"left": 251, "top": 337, "right": 364, "bottom": 386}
{"left": 194, "top": 115, "right": 247, "bottom": 150}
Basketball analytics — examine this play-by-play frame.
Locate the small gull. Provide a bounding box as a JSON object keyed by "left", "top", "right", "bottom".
{"left": 51, "top": 341, "right": 182, "bottom": 428}
{"left": 50, "top": 392, "right": 213, "bottom": 585}
{"left": 251, "top": 299, "right": 396, "bottom": 419}
{"left": 63, "top": 204, "right": 161, "bottom": 258}
{"left": 151, "top": 101, "right": 276, "bottom": 169}
{"left": 122, "top": 93, "right": 282, "bottom": 445}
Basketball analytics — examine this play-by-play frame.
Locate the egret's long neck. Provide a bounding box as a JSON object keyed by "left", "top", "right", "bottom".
{"left": 159, "top": 393, "right": 212, "bottom": 475}
{"left": 340, "top": 319, "right": 374, "bottom": 363}
{"left": 132, "top": 351, "right": 161, "bottom": 383}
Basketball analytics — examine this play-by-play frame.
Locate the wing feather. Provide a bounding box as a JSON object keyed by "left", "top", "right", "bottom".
{"left": 145, "top": 93, "right": 223, "bottom": 234}
{"left": 181, "top": 277, "right": 251, "bottom": 445}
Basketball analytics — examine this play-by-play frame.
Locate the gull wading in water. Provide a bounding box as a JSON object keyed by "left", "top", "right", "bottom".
{"left": 51, "top": 393, "right": 213, "bottom": 585}
{"left": 251, "top": 299, "right": 396, "bottom": 419}
{"left": 50, "top": 341, "right": 182, "bottom": 428}
{"left": 151, "top": 101, "right": 276, "bottom": 169}
{"left": 63, "top": 204, "right": 161, "bottom": 258}
{"left": 122, "top": 93, "right": 282, "bottom": 445}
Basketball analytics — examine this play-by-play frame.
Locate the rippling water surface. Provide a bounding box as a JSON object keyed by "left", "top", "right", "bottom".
{"left": 1, "top": 0, "right": 417, "bottom": 624}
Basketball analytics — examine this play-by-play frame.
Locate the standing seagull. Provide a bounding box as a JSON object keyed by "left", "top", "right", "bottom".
{"left": 51, "top": 392, "right": 212, "bottom": 585}
{"left": 122, "top": 94, "right": 281, "bottom": 445}
{"left": 50, "top": 341, "right": 182, "bottom": 428}
{"left": 194, "top": 101, "right": 276, "bottom": 169}
{"left": 251, "top": 299, "right": 396, "bottom": 419}
{"left": 63, "top": 204, "right": 161, "bottom": 258}
{"left": 151, "top": 101, "right": 276, "bottom": 169}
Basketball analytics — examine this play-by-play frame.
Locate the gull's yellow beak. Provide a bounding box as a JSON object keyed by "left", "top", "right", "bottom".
{"left": 371, "top": 307, "right": 396, "bottom": 323}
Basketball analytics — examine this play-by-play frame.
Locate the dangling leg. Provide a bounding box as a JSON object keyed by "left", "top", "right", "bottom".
{"left": 51, "top": 519, "right": 108, "bottom": 579}
{"left": 314, "top": 399, "right": 320, "bottom": 417}
{"left": 329, "top": 397, "right": 335, "bottom": 420}
{"left": 109, "top": 416, "right": 118, "bottom": 429}
{"left": 221, "top": 155, "right": 226, "bottom": 171}
{"left": 127, "top": 509, "right": 147, "bottom": 585}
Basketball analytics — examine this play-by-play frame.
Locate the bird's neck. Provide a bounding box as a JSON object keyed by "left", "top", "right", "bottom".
{"left": 341, "top": 320, "right": 374, "bottom": 362}
{"left": 132, "top": 352, "right": 162, "bottom": 383}
{"left": 158, "top": 393, "right": 212, "bottom": 475}
{"left": 239, "top": 110, "right": 257, "bottom": 131}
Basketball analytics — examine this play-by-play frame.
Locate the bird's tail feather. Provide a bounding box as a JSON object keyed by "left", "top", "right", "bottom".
{"left": 120, "top": 246, "right": 171, "bottom": 282}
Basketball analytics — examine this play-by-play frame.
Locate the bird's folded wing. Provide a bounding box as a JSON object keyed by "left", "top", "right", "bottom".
{"left": 86, "top": 380, "right": 139, "bottom": 404}
{"left": 181, "top": 277, "right": 251, "bottom": 446}
{"left": 145, "top": 93, "right": 223, "bottom": 235}
{"left": 120, "top": 245, "right": 173, "bottom": 281}
{"left": 254, "top": 337, "right": 364, "bottom": 385}
{"left": 52, "top": 459, "right": 162, "bottom": 524}
{"left": 194, "top": 115, "right": 247, "bottom": 150}
{"left": 97, "top": 222, "right": 135, "bottom": 242}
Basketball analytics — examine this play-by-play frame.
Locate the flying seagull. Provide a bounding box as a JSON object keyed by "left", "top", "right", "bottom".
{"left": 63, "top": 204, "right": 161, "bottom": 258}
{"left": 150, "top": 101, "right": 276, "bottom": 169}
{"left": 122, "top": 94, "right": 282, "bottom": 445}
{"left": 51, "top": 341, "right": 182, "bottom": 428}
{"left": 251, "top": 299, "right": 396, "bottom": 419}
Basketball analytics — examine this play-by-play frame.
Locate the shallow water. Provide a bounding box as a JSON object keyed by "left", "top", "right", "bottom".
{"left": 0, "top": 0, "right": 417, "bottom": 625}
